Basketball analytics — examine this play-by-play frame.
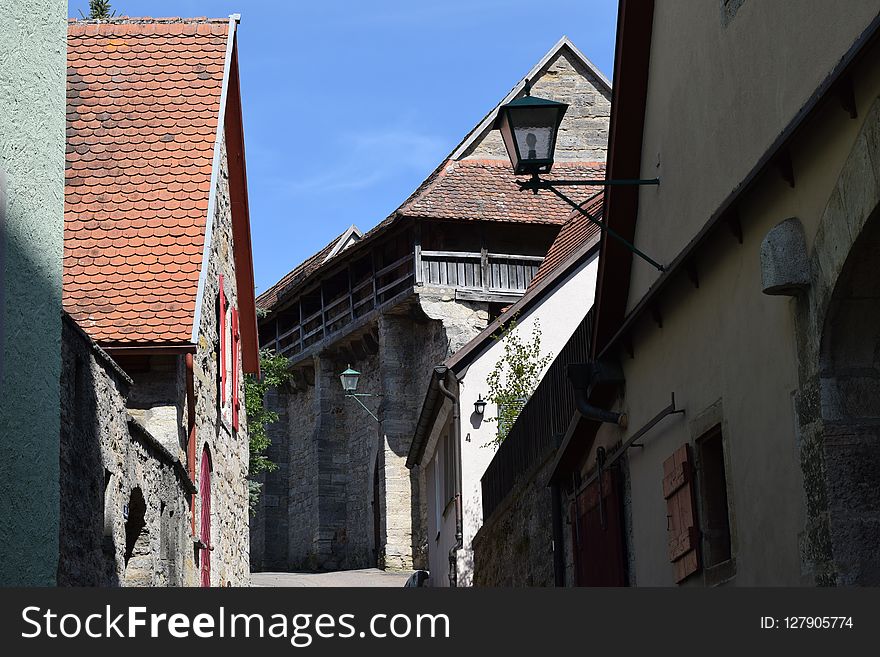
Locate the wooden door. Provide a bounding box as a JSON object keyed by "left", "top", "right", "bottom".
{"left": 199, "top": 446, "right": 211, "bottom": 587}
{"left": 572, "top": 468, "right": 627, "bottom": 586}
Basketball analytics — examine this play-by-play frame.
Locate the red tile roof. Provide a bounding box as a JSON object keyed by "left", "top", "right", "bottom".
{"left": 527, "top": 192, "right": 604, "bottom": 290}
{"left": 64, "top": 18, "right": 230, "bottom": 343}
{"left": 256, "top": 229, "right": 350, "bottom": 311}
{"left": 399, "top": 159, "right": 606, "bottom": 225}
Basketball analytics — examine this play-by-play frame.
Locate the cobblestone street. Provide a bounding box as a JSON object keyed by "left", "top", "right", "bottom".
{"left": 250, "top": 569, "right": 413, "bottom": 588}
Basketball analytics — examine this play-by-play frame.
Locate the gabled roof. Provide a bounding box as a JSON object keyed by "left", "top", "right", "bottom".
{"left": 64, "top": 17, "right": 256, "bottom": 367}
{"left": 449, "top": 36, "right": 611, "bottom": 161}
{"left": 399, "top": 159, "right": 605, "bottom": 225}
{"left": 259, "top": 36, "right": 609, "bottom": 315}
{"left": 256, "top": 226, "right": 360, "bottom": 311}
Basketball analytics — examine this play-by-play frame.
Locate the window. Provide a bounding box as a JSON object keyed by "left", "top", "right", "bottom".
{"left": 217, "top": 274, "right": 240, "bottom": 431}
{"left": 696, "top": 427, "right": 732, "bottom": 569}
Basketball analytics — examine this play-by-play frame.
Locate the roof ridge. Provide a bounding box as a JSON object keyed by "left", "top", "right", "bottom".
{"left": 68, "top": 16, "right": 231, "bottom": 24}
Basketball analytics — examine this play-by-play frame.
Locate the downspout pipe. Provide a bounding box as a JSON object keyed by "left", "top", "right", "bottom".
{"left": 550, "top": 480, "right": 565, "bottom": 586}
{"left": 568, "top": 362, "right": 627, "bottom": 428}
{"left": 435, "top": 366, "right": 463, "bottom": 588}
{"left": 185, "top": 353, "right": 197, "bottom": 535}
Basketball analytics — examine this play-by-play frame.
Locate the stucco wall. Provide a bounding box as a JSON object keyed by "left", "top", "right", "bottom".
{"left": 594, "top": 33, "right": 880, "bottom": 586}
{"left": 0, "top": 0, "right": 66, "bottom": 586}
{"left": 628, "top": 0, "right": 880, "bottom": 310}
{"left": 424, "top": 255, "right": 598, "bottom": 586}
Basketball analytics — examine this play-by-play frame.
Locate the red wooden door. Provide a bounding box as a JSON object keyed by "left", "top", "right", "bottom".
{"left": 572, "top": 468, "right": 627, "bottom": 586}
{"left": 199, "top": 446, "right": 211, "bottom": 587}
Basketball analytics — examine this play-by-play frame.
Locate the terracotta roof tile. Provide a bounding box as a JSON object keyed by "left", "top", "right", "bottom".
{"left": 400, "top": 159, "right": 606, "bottom": 225}
{"left": 528, "top": 192, "right": 604, "bottom": 291}
{"left": 63, "top": 18, "right": 229, "bottom": 343}
{"left": 255, "top": 229, "right": 350, "bottom": 311}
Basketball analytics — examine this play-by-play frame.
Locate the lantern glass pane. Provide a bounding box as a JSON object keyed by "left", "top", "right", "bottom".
{"left": 509, "top": 107, "right": 560, "bottom": 163}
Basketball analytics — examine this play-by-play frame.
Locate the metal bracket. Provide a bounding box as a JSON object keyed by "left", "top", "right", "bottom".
{"left": 346, "top": 393, "right": 379, "bottom": 422}
{"left": 517, "top": 174, "right": 666, "bottom": 272}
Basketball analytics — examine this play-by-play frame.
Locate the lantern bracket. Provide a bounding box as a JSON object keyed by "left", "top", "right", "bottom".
{"left": 346, "top": 392, "right": 379, "bottom": 423}
{"left": 518, "top": 173, "right": 666, "bottom": 272}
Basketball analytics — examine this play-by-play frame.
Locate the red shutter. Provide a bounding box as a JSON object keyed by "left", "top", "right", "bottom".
{"left": 663, "top": 444, "right": 700, "bottom": 583}
{"left": 219, "top": 275, "right": 227, "bottom": 405}
{"left": 199, "top": 445, "right": 211, "bottom": 588}
{"left": 231, "top": 307, "right": 240, "bottom": 431}
{"left": 571, "top": 469, "right": 627, "bottom": 586}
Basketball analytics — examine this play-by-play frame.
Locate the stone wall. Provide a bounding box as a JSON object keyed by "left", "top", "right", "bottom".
{"left": 463, "top": 47, "right": 611, "bottom": 163}
{"left": 252, "top": 291, "right": 487, "bottom": 572}
{"left": 472, "top": 448, "right": 557, "bottom": 587}
{"left": 0, "top": 0, "right": 66, "bottom": 586}
{"left": 190, "top": 134, "right": 251, "bottom": 585}
{"left": 59, "top": 314, "right": 196, "bottom": 586}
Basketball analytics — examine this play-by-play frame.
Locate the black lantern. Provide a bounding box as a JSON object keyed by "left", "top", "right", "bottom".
{"left": 340, "top": 365, "right": 360, "bottom": 393}
{"left": 494, "top": 84, "right": 568, "bottom": 175}
{"left": 474, "top": 396, "right": 487, "bottom": 416}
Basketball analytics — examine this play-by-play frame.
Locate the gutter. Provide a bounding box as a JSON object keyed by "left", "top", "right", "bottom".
{"left": 435, "top": 367, "right": 463, "bottom": 588}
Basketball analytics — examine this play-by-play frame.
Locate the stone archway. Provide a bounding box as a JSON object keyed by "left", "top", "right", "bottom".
{"left": 122, "top": 487, "right": 151, "bottom": 587}
{"left": 794, "top": 97, "right": 880, "bottom": 585}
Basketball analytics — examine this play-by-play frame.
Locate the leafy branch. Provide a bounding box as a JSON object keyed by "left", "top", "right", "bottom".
{"left": 484, "top": 318, "right": 552, "bottom": 445}
{"left": 245, "top": 349, "right": 292, "bottom": 514}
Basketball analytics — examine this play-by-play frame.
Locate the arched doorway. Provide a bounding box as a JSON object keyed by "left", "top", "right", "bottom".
{"left": 818, "top": 209, "right": 880, "bottom": 585}
{"left": 199, "top": 445, "right": 212, "bottom": 587}
{"left": 792, "top": 97, "right": 880, "bottom": 585}
{"left": 122, "top": 487, "right": 151, "bottom": 587}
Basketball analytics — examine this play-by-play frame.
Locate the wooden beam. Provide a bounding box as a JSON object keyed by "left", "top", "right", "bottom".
{"left": 776, "top": 149, "right": 795, "bottom": 188}
{"left": 725, "top": 207, "right": 743, "bottom": 245}
{"left": 838, "top": 75, "right": 858, "bottom": 119}
{"left": 685, "top": 259, "right": 699, "bottom": 289}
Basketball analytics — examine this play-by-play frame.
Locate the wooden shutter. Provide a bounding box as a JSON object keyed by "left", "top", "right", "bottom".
{"left": 231, "top": 307, "right": 240, "bottom": 431}
{"left": 663, "top": 443, "right": 700, "bottom": 583}
{"left": 571, "top": 468, "right": 627, "bottom": 586}
{"left": 219, "top": 275, "right": 227, "bottom": 405}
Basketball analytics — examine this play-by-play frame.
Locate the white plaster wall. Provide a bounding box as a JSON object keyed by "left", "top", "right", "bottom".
{"left": 425, "top": 253, "right": 598, "bottom": 586}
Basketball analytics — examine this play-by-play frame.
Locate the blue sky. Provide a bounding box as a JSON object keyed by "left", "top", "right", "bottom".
{"left": 68, "top": 1, "right": 618, "bottom": 293}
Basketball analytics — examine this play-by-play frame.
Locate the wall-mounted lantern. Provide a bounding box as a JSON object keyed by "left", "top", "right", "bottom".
{"left": 494, "top": 83, "right": 568, "bottom": 176}
{"left": 339, "top": 364, "right": 378, "bottom": 422}
{"left": 492, "top": 80, "right": 665, "bottom": 272}
{"left": 474, "top": 396, "right": 487, "bottom": 416}
{"left": 340, "top": 365, "right": 360, "bottom": 393}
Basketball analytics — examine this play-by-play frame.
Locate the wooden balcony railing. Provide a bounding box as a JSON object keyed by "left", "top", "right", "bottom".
{"left": 419, "top": 250, "right": 543, "bottom": 293}
{"left": 260, "top": 247, "right": 544, "bottom": 359}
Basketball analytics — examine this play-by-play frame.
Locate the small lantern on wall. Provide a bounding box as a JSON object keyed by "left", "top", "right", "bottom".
{"left": 494, "top": 81, "right": 568, "bottom": 175}
{"left": 474, "top": 395, "right": 487, "bottom": 416}
{"left": 340, "top": 365, "right": 360, "bottom": 393}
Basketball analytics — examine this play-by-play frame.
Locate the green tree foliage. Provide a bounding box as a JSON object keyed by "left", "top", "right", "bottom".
{"left": 83, "top": 1, "right": 116, "bottom": 19}
{"left": 245, "top": 349, "right": 292, "bottom": 513}
{"left": 484, "top": 318, "right": 552, "bottom": 445}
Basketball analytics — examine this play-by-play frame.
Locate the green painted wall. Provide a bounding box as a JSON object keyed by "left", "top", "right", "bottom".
{"left": 0, "top": 0, "right": 66, "bottom": 585}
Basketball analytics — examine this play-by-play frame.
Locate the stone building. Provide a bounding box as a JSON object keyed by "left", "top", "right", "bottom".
{"left": 59, "top": 16, "right": 259, "bottom": 586}
{"left": 408, "top": 203, "right": 603, "bottom": 587}
{"left": 250, "top": 37, "right": 611, "bottom": 573}
{"left": 477, "top": 0, "right": 880, "bottom": 587}
{"left": 0, "top": 0, "right": 66, "bottom": 586}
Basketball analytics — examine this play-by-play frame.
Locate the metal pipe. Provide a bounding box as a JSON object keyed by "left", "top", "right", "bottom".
{"left": 436, "top": 367, "right": 463, "bottom": 588}
{"left": 573, "top": 392, "right": 627, "bottom": 427}
{"left": 185, "top": 353, "right": 197, "bottom": 535}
